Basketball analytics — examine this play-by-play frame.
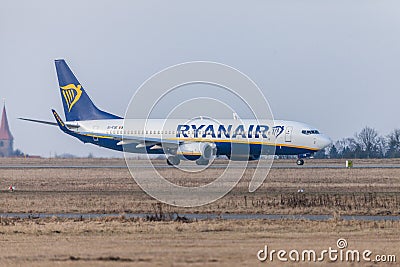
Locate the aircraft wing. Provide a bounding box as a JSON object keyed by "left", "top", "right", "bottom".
{"left": 78, "top": 131, "right": 181, "bottom": 149}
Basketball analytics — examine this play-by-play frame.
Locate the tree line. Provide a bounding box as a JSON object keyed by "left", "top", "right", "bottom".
{"left": 315, "top": 126, "right": 400, "bottom": 159}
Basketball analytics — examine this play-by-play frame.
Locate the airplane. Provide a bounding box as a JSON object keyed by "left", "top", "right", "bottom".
{"left": 20, "top": 59, "right": 332, "bottom": 166}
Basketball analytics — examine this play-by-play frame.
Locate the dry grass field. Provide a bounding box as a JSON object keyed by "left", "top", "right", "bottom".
{"left": 0, "top": 158, "right": 399, "bottom": 266}
{"left": 1, "top": 217, "right": 399, "bottom": 266}
{"left": 0, "top": 158, "right": 399, "bottom": 215}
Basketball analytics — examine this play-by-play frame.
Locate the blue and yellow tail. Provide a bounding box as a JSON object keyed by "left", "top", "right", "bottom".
{"left": 55, "top": 59, "right": 122, "bottom": 121}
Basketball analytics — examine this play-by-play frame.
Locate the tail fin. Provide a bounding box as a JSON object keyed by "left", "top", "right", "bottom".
{"left": 55, "top": 59, "right": 122, "bottom": 121}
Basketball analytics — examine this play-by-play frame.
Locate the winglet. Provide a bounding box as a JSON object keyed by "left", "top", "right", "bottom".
{"left": 52, "top": 109, "right": 71, "bottom": 133}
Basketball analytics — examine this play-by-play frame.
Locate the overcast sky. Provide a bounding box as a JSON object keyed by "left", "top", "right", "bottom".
{"left": 1, "top": 1, "right": 399, "bottom": 157}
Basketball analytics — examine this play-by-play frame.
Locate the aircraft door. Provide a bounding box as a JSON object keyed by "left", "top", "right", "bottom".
{"left": 93, "top": 126, "right": 99, "bottom": 142}
{"left": 285, "top": 126, "right": 293, "bottom": 142}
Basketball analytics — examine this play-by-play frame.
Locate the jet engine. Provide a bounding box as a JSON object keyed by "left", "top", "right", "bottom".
{"left": 176, "top": 142, "right": 216, "bottom": 164}
{"left": 178, "top": 142, "right": 216, "bottom": 160}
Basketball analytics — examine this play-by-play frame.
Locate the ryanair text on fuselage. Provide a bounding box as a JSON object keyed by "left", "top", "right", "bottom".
{"left": 176, "top": 124, "right": 285, "bottom": 139}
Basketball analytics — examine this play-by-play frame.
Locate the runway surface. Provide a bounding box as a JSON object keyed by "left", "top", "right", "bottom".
{"left": 0, "top": 164, "right": 400, "bottom": 169}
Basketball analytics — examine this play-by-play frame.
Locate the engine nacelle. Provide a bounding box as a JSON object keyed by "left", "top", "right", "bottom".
{"left": 177, "top": 142, "right": 216, "bottom": 161}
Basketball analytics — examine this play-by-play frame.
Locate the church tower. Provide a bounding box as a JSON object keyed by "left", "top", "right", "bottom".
{"left": 0, "top": 103, "right": 14, "bottom": 157}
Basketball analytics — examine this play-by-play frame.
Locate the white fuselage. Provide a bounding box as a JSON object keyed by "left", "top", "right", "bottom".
{"left": 69, "top": 118, "right": 331, "bottom": 157}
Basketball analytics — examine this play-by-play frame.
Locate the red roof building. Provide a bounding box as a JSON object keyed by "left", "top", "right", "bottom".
{"left": 0, "top": 104, "right": 14, "bottom": 157}
{"left": 0, "top": 104, "right": 13, "bottom": 140}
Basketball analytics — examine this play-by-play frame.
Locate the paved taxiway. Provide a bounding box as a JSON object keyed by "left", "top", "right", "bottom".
{"left": 1, "top": 164, "right": 400, "bottom": 169}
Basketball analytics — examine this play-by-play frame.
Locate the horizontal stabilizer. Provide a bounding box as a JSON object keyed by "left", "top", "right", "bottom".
{"left": 19, "top": 117, "right": 79, "bottom": 129}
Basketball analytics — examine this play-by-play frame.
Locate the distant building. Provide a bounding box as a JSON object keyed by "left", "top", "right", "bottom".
{"left": 0, "top": 104, "right": 14, "bottom": 157}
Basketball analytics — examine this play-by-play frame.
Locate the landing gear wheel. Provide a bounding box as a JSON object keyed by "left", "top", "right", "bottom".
{"left": 296, "top": 159, "right": 304, "bottom": 166}
{"left": 167, "top": 156, "right": 180, "bottom": 166}
{"left": 196, "top": 159, "right": 209, "bottom": 165}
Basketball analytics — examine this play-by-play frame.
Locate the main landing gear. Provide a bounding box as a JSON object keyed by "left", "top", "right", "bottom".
{"left": 195, "top": 159, "right": 209, "bottom": 165}
{"left": 296, "top": 158, "right": 304, "bottom": 166}
{"left": 167, "top": 156, "right": 180, "bottom": 166}
{"left": 166, "top": 156, "right": 210, "bottom": 166}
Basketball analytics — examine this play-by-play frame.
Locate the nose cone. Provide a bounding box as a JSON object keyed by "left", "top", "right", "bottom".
{"left": 318, "top": 134, "right": 332, "bottom": 149}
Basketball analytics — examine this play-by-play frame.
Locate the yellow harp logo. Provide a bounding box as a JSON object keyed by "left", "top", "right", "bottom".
{"left": 60, "top": 84, "right": 82, "bottom": 112}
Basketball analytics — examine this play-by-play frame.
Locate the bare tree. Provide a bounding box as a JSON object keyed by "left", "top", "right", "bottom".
{"left": 330, "top": 127, "right": 400, "bottom": 159}
{"left": 355, "top": 126, "right": 379, "bottom": 158}
{"left": 387, "top": 129, "right": 400, "bottom": 158}
{"left": 375, "top": 136, "right": 387, "bottom": 158}
{"left": 328, "top": 144, "right": 339, "bottom": 158}
{"left": 334, "top": 137, "right": 358, "bottom": 158}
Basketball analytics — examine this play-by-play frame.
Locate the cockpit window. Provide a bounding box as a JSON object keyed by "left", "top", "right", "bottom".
{"left": 302, "top": 129, "right": 320, "bottom": 135}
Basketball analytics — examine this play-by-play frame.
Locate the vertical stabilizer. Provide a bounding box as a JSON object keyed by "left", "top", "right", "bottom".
{"left": 55, "top": 59, "right": 121, "bottom": 121}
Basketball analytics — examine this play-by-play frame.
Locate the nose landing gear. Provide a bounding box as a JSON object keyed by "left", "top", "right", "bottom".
{"left": 296, "top": 158, "right": 304, "bottom": 166}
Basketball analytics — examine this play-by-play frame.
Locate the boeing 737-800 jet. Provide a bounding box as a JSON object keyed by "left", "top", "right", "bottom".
{"left": 21, "top": 60, "right": 331, "bottom": 165}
